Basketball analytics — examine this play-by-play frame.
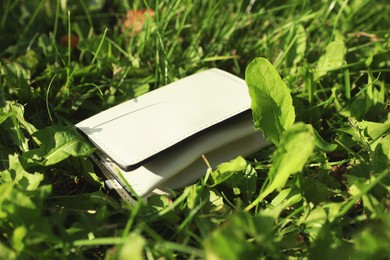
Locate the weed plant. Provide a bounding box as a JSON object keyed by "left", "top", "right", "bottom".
{"left": 0, "top": 0, "right": 389, "bottom": 259}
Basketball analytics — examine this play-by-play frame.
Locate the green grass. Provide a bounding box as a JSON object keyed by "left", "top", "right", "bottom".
{"left": 0, "top": 0, "right": 389, "bottom": 259}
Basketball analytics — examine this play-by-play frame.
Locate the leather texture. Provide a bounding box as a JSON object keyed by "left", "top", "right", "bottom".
{"left": 76, "top": 69, "right": 252, "bottom": 169}
{"left": 76, "top": 69, "right": 267, "bottom": 201}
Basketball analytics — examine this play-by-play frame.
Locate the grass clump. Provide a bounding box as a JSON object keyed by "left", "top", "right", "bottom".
{"left": 0, "top": 0, "right": 389, "bottom": 259}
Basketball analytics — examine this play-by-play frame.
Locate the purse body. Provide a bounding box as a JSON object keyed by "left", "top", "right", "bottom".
{"left": 76, "top": 69, "right": 267, "bottom": 202}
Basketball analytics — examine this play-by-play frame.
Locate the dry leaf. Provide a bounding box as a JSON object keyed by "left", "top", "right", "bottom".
{"left": 123, "top": 9, "right": 155, "bottom": 36}
{"left": 60, "top": 34, "right": 79, "bottom": 49}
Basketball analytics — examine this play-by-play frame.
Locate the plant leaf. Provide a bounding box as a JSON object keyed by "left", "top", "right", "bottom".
{"left": 315, "top": 40, "right": 346, "bottom": 80}
{"left": 116, "top": 232, "right": 146, "bottom": 260}
{"left": 0, "top": 60, "right": 32, "bottom": 103}
{"left": 207, "top": 156, "right": 247, "bottom": 187}
{"left": 0, "top": 111, "right": 15, "bottom": 125}
{"left": 21, "top": 125, "right": 94, "bottom": 167}
{"left": 263, "top": 188, "right": 302, "bottom": 219}
{"left": 204, "top": 211, "right": 275, "bottom": 259}
{"left": 357, "top": 120, "right": 390, "bottom": 140}
{"left": 267, "top": 123, "right": 314, "bottom": 188}
{"left": 0, "top": 154, "right": 44, "bottom": 191}
{"left": 285, "top": 24, "right": 307, "bottom": 74}
{"left": 227, "top": 165, "right": 257, "bottom": 200}
{"left": 246, "top": 123, "right": 314, "bottom": 211}
{"left": 308, "top": 125, "right": 338, "bottom": 152}
{"left": 245, "top": 57, "right": 295, "bottom": 145}
{"left": 372, "top": 135, "right": 390, "bottom": 173}
{"left": 1, "top": 102, "right": 31, "bottom": 152}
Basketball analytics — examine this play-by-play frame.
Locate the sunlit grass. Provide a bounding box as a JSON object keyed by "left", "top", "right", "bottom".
{"left": 0, "top": 0, "right": 389, "bottom": 258}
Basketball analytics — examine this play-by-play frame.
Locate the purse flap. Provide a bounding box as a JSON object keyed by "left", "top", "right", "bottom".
{"left": 76, "top": 69, "right": 251, "bottom": 169}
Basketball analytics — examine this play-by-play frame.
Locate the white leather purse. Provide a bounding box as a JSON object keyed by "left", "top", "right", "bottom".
{"left": 76, "top": 69, "right": 267, "bottom": 203}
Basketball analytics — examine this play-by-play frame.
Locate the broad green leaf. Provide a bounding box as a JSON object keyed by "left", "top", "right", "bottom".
{"left": 362, "top": 194, "right": 381, "bottom": 218}
{"left": 357, "top": 120, "right": 390, "bottom": 140}
{"left": 267, "top": 123, "right": 314, "bottom": 188}
{"left": 7, "top": 102, "right": 38, "bottom": 137}
{"left": 145, "top": 195, "right": 181, "bottom": 224}
{"left": 245, "top": 57, "right": 295, "bottom": 145}
{"left": 227, "top": 165, "right": 257, "bottom": 201}
{"left": 204, "top": 211, "right": 275, "bottom": 259}
{"left": 15, "top": 50, "right": 39, "bottom": 73}
{"left": 263, "top": 188, "right": 302, "bottom": 219}
{"left": 0, "top": 181, "right": 51, "bottom": 227}
{"left": 292, "top": 25, "right": 307, "bottom": 66}
{"left": 352, "top": 214, "right": 390, "bottom": 259}
{"left": 11, "top": 226, "right": 27, "bottom": 253}
{"left": 189, "top": 189, "right": 231, "bottom": 218}
{"left": 372, "top": 135, "right": 390, "bottom": 173}
{"left": 0, "top": 154, "right": 43, "bottom": 191}
{"left": 308, "top": 125, "right": 338, "bottom": 152}
{"left": 0, "top": 60, "right": 31, "bottom": 102}
{"left": 21, "top": 125, "right": 94, "bottom": 167}
{"left": 345, "top": 118, "right": 390, "bottom": 150}
{"left": 207, "top": 190, "right": 227, "bottom": 214}
{"left": 308, "top": 222, "right": 353, "bottom": 259}
{"left": 75, "top": 157, "right": 104, "bottom": 187}
{"left": 299, "top": 205, "right": 336, "bottom": 240}
{"left": 302, "top": 180, "right": 333, "bottom": 204}
{"left": 116, "top": 232, "right": 146, "bottom": 260}
{"left": 246, "top": 123, "right": 314, "bottom": 211}
{"left": 0, "top": 242, "right": 17, "bottom": 260}
{"left": 305, "top": 206, "right": 326, "bottom": 227}
{"left": 349, "top": 74, "right": 384, "bottom": 120}
{"left": 0, "top": 111, "right": 15, "bottom": 125}
{"left": 285, "top": 24, "right": 307, "bottom": 74}
{"left": 1, "top": 102, "right": 33, "bottom": 151}
{"left": 315, "top": 40, "right": 346, "bottom": 80}
{"left": 208, "top": 156, "right": 247, "bottom": 187}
